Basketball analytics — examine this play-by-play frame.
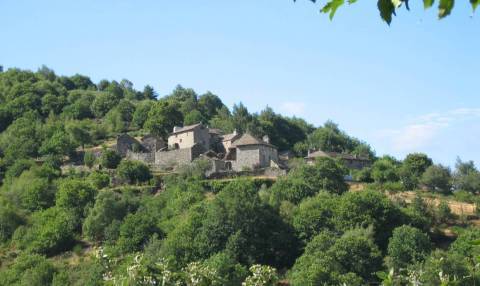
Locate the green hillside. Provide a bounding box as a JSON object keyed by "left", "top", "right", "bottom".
{"left": 1, "top": 67, "right": 480, "bottom": 285}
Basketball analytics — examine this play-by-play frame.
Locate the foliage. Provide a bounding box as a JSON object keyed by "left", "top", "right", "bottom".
{"left": 371, "top": 156, "right": 399, "bottom": 184}
{"left": 87, "top": 170, "right": 110, "bottom": 189}
{"left": 242, "top": 265, "right": 279, "bottom": 286}
{"left": 297, "top": 0, "right": 479, "bottom": 25}
{"left": 269, "top": 157, "right": 347, "bottom": 205}
{"left": 13, "top": 207, "right": 77, "bottom": 255}
{"left": 116, "top": 160, "right": 152, "bottom": 184}
{"left": 399, "top": 153, "right": 433, "bottom": 190}
{"left": 56, "top": 178, "right": 97, "bottom": 219}
{"left": 160, "top": 180, "right": 299, "bottom": 269}
{"left": 386, "top": 225, "right": 431, "bottom": 270}
{"left": 83, "top": 151, "right": 96, "bottom": 168}
{"left": 99, "top": 148, "right": 121, "bottom": 169}
{"left": 289, "top": 228, "right": 382, "bottom": 285}
{"left": 0, "top": 205, "right": 24, "bottom": 243}
{"left": 144, "top": 100, "right": 183, "bottom": 138}
{"left": 0, "top": 253, "right": 55, "bottom": 286}
{"left": 421, "top": 164, "right": 452, "bottom": 194}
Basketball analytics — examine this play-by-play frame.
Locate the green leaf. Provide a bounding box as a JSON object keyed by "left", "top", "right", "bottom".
{"left": 438, "top": 0, "right": 454, "bottom": 18}
{"left": 472, "top": 0, "right": 480, "bottom": 12}
{"left": 424, "top": 0, "right": 435, "bottom": 9}
{"left": 378, "top": 0, "right": 396, "bottom": 24}
{"left": 470, "top": 239, "right": 480, "bottom": 245}
{"left": 392, "top": 0, "right": 403, "bottom": 8}
{"left": 321, "top": 0, "right": 345, "bottom": 20}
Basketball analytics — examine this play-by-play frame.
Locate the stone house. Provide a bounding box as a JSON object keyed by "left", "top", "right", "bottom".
{"left": 168, "top": 123, "right": 210, "bottom": 151}
{"left": 305, "top": 150, "right": 371, "bottom": 169}
{"left": 117, "top": 123, "right": 283, "bottom": 174}
{"left": 226, "top": 133, "right": 279, "bottom": 171}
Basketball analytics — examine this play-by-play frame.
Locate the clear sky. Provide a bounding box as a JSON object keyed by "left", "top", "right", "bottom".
{"left": 1, "top": 0, "right": 479, "bottom": 167}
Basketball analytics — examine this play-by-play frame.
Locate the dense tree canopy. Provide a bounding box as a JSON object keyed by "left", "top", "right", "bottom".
{"left": 0, "top": 67, "right": 479, "bottom": 285}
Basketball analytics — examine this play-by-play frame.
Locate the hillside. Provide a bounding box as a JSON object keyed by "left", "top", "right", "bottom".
{"left": 1, "top": 67, "right": 480, "bottom": 285}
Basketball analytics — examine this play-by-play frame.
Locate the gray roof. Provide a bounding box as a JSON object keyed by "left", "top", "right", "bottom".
{"left": 171, "top": 123, "right": 203, "bottom": 134}
{"left": 222, "top": 132, "right": 240, "bottom": 142}
{"left": 231, "top": 133, "right": 276, "bottom": 148}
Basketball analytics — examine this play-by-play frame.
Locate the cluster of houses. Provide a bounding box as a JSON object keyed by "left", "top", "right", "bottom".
{"left": 115, "top": 122, "right": 371, "bottom": 177}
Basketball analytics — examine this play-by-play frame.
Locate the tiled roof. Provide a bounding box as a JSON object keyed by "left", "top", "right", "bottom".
{"left": 171, "top": 123, "right": 203, "bottom": 134}
{"left": 222, "top": 132, "right": 240, "bottom": 142}
{"left": 232, "top": 133, "right": 276, "bottom": 148}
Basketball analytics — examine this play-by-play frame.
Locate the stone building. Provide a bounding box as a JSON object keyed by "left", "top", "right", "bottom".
{"left": 305, "top": 150, "right": 371, "bottom": 169}
{"left": 117, "top": 123, "right": 283, "bottom": 174}
{"left": 226, "top": 133, "right": 279, "bottom": 171}
{"left": 167, "top": 123, "right": 210, "bottom": 151}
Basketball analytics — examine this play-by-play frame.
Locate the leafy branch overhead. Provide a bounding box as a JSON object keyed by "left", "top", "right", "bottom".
{"left": 296, "top": 0, "right": 480, "bottom": 24}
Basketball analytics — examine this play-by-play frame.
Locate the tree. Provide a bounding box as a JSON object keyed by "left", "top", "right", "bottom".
{"left": 66, "top": 120, "right": 92, "bottom": 149}
{"left": 399, "top": 153, "right": 433, "bottom": 190}
{"left": 289, "top": 228, "right": 382, "bottom": 285}
{"left": 160, "top": 180, "right": 299, "bottom": 269}
{"left": 420, "top": 164, "right": 452, "bottom": 194}
{"left": 116, "top": 160, "right": 152, "bottom": 184}
{"left": 371, "top": 156, "right": 399, "bottom": 184}
{"left": 8, "top": 168, "right": 56, "bottom": 211}
{"left": 453, "top": 158, "right": 480, "bottom": 194}
{"left": 143, "top": 85, "right": 157, "bottom": 100}
{"left": 269, "top": 157, "right": 347, "bottom": 205}
{"left": 87, "top": 170, "right": 110, "bottom": 189}
{"left": 39, "top": 129, "right": 75, "bottom": 157}
{"left": 131, "top": 100, "right": 153, "bottom": 129}
{"left": 12, "top": 207, "right": 77, "bottom": 255}
{"left": 117, "top": 210, "right": 161, "bottom": 253}
{"left": 83, "top": 190, "right": 135, "bottom": 242}
{"left": 99, "top": 148, "right": 121, "bottom": 169}
{"left": 198, "top": 92, "right": 225, "bottom": 120}
{"left": 144, "top": 101, "right": 183, "bottom": 138}
{"left": 83, "top": 151, "right": 96, "bottom": 168}
{"left": 0, "top": 205, "right": 24, "bottom": 243}
{"left": 292, "top": 192, "right": 337, "bottom": 243}
{"left": 0, "top": 253, "right": 55, "bottom": 286}
{"left": 56, "top": 179, "right": 97, "bottom": 219}
{"left": 333, "top": 190, "right": 404, "bottom": 249}
{"left": 387, "top": 225, "right": 431, "bottom": 270}
{"left": 184, "top": 109, "right": 206, "bottom": 125}
{"left": 297, "top": 0, "right": 479, "bottom": 25}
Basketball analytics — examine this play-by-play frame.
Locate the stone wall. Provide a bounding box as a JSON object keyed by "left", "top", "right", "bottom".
{"left": 154, "top": 148, "right": 192, "bottom": 169}
{"left": 232, "top": 145, "right": 260, "bottom": 171}
{"left": 116, "top": 134, "right": 141, "bottom": 157}
{"left": 126, "top": 150, "right": 155, "bottom": 164}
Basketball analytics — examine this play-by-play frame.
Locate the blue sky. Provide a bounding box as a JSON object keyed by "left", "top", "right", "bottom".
{"left": 1, "top": 0, "right": 479, "bottom": 167}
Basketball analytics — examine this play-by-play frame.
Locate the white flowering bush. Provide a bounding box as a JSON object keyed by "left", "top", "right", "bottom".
{"left": 242, "top": 265, "right": 278, "bottom": 286}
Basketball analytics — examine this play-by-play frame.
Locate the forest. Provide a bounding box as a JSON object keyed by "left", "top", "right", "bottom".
{"left": 1, "top": 66, "right": 480, "bottom": 285}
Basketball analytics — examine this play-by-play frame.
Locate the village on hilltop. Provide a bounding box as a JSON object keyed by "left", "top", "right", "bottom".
{"left": 115, "top": 122, "right": 371, "bottom": 178}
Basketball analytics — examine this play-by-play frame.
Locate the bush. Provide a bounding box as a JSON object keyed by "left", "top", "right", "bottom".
{"left": 436, "top": 200, "right": 453, "bottom": 224}
{"left": 83, "top": 151, "right": 96, "bottom": 168}
{"left": 13, "top": 207, "right": 77, "bottom": 255}
{"left": 87, "top": 170, "right": 110, "bottom": 189}
{"left": 116, "top": 160, "right": 152, "bottom": 184}
{"left": 0, "top": 253, "right": 55, "bottom": 286}
{"left": 289, "top": 228, "right": 382, "bottom": 285}
{"left": 269, "top": 158, "right": 347, "bottom": 205}
{"left": 0, "top": 205, "right": 24, "bottom": 243}
{"left": 386, "top": 225, "right": 431, "bottom": 269}
{"left": 421, "top": 164, "right": 452, "bottom": 194}
{"left": 99, "top": 148, "right": 121, "bottom": 169}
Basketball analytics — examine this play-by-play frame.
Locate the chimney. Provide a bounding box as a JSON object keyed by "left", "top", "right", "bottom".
{"left": 173, "top": 126, "right": 180, "bottom": 133}
{"left": 263, "top": 135, "right": 270, "bottom": 144}
{"left": 233, "top": 129, "right": 238, "bottom": 135}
